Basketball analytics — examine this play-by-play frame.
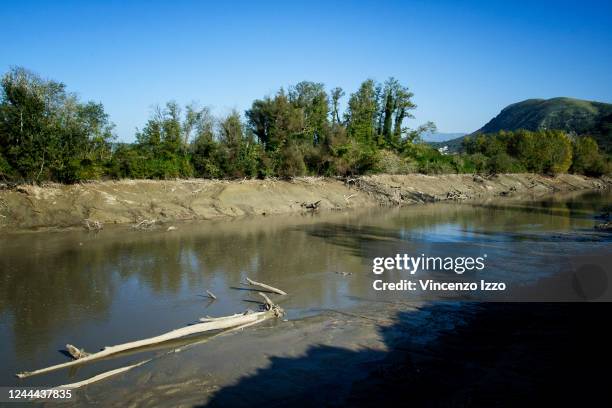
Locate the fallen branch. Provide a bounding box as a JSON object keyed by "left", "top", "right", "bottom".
{"left": 17, "top": 308, "right": 277, "bottom": 379}
{"left": 132, "top": 219, "right": 156, "bottom": 230}
{"left": 245, "top": 277, "right": 287, "bottom": 295}
{"left": 257, "top": 293, "right": 284, "bottom": 317}
{"left": 206, "top": 290, "right": 217, "bottom": 300}
{"left": 83, "top": 219, "right": 103, "bottom": 231}
{"left": 55, "top": 314, "right": 270, "bottom": 390}
{"left": 301, "top": 200, "right": 321, "bottom": 210}
{"left": 56, "top": 359, "right": 151, "bottom": 389}
{"left": 258, "top": 292, "right": 274, "bottom": 309}
{"left": 200, "top": 312, "right": 250, "bottom": 323}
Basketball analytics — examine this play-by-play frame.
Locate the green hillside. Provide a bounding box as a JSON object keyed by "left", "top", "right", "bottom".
{"left": 433, "top": 97, "right": 612, "bottom": 153}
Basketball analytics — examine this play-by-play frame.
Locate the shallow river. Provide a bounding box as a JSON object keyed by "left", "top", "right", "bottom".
{"left": 1, "top": 190, "right": 610, "bottom": 389}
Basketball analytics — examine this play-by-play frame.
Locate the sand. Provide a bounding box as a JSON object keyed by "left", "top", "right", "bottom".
{"left": 0, "top": 173, "right": 609, "bottom": 231}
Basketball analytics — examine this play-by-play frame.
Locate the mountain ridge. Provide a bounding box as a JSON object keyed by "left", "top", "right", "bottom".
{"left": 432, "top": 97, "right": 612, "bottom": 152}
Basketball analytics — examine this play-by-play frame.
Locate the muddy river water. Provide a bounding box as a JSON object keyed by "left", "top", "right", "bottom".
{"left": 0, "top": 190, "right": 610, "bottom": 404}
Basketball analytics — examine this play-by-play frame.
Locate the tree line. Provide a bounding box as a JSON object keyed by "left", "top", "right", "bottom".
{"left": 0, "top": 67, "right": 608, "bottom": 183}
{"left": 463, "top": 130, "right": 608, "bottom": 176}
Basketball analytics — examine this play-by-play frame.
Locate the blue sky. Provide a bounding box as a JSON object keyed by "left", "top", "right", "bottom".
{"left": 1, "top": 0, "right": 611, "bottom": 141}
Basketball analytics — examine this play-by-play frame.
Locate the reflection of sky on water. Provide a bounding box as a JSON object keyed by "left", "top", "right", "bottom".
{"left": 0, "top": 190, "right": 610, "bottom": 387}
{"left": 399, "top": 222, "right": 488, "bottom": 243}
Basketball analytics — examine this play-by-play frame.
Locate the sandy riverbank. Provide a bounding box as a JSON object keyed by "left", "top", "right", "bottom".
{"left": 0, "top": 173, "right": 609, "bottom": 231}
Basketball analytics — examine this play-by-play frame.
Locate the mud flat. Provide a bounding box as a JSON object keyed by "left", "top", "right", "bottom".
{"left": 49, "top": 302, "right": 611, "bottom": 407}
{"left": 0, "top": 173, "right": 609, "bottom": 231}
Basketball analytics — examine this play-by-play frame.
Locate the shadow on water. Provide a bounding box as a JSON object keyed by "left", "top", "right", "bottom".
{"left": 0, "top": 190, "right": 609, "bottom": 388}
{"left": 203, "top": 302, "right": 612, "bottom": 407}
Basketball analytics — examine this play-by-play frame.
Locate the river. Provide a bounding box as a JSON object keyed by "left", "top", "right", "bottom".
{"left": 0, "top": 190, "right": 610, "bottom": 403}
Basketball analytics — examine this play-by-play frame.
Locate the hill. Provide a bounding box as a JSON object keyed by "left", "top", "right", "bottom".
{"left": 432, "top": 97, "right": 612, "bottom": 153}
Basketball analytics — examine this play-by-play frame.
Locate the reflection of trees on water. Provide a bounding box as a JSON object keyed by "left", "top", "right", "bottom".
{"left": 0, "top": 241, "right": 116, "bottom": 357}
{"left": 0, "top": 216, "right": 368, "bottom": 355}
{"left": 0, "top": 190, "right": 606, "bottom": 356}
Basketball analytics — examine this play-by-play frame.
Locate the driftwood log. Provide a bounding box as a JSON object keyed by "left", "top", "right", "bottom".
{"left": 56, "top": 359, "right": 152, "bottom": 389}
{"left": 245, "top": 277, "right": 287, "bottom": 296}
{"left": 53, "top": 312, "right": 271, "bottom": 390}
{"left": 132, "top": 219, "right": 156, "bottom": 230}
{"left": 83, "top": 219, "right": 103, "bottom": 231}
{"left": 301, "top": 200, "right": 321, "bottom": 210}
{"left": 18, "top": 279, "right": 287, "bottom": 380}
{"left": 258, "top": 292, "right": 274, "bottom": 309}
{"left": 65, "top": 344, "right": 89, "bottom": 359}
{"left": 17, "top": 308, "right": 280, "bottom": 379}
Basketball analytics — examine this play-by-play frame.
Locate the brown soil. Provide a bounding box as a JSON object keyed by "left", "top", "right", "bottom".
{"left": 0, "top": 174, "right": 609, "bottom": 231}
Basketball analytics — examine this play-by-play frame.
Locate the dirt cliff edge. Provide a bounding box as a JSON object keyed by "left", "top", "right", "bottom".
{"left": 0, "top": 174, "right": 609, "bottom": 231}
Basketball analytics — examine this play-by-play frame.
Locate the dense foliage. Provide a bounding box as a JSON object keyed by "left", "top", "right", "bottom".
{"left": 462, "top": 130, "right": 609, "bottom": 176}
{"left": 0, "top": 67, "right": 609, "bottom": 183}
{"left": 0, "top": 68, "right": 114, "bottom": 182}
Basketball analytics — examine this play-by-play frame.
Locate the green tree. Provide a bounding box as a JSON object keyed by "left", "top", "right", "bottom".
{"left": 132, "top": 102, "right": 193, "bottom": 179}
{"left": 190, "top": 106, "right": 221, "bottom": 178}
{"left": 345, "top": 79, "right": 378, "bottom": 146}
{"left": 217, "top": 111, "right": 262, "bottom": 178}
{"left": 571, "top": 136, "right": 605, "bottom": 176}
{"left": 542, "top": 130, "right": 573, "bottom": 174}
{"left": 246, "top": 89, "right": 303, "bottom": 151}
{"left": 0, "top": 67, "right": 114, "bottom": 182}
{"left": 330, "top": 87, "right": 344, "bottom": 125}
{"left": 0, "top": 151, "right": 13, "bottom": 179}
{"left": 289, "top": 81, "right": 329, "bottom": 145}
{"left": 392, "top": 86, "right": 416, "bottom": 146}
{"left": 464, "top": 129, "right": 574, "bottom": 175}
{"left": 381, "top": 78, "right": 399, "bottom": 143}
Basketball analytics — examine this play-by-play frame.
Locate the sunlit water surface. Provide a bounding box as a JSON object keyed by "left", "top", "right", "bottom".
{"left": 1, "top": 190, "right": 610, "bottom": 387}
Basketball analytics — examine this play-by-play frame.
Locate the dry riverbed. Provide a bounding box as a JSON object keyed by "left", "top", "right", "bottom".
{"left": 0, "top": 174, "right": 609, "bottom": 231}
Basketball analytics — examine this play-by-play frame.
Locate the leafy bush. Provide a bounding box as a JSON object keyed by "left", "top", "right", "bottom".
{"left": 372, "top": 149, "right": 417, "bottom": 174}
{"left": 466, "top": 153, "right": 488, "bottom": 173}
{"left": 275, "top": 143, "right": 307, "bottom": 178}
{"left": 464, "top": 129, "right": 574, "bottom": 175}
{"left": 0, "top": 153, "right": 15, "bottom": 181}
{"left": 486, "top": 152, "right": 525, "bottom": 174}
{"left": 403, "top": 143, "right": 463, "bottom": 174}
{"left": 571, "top": 136, "right": 606, "bottom": 176}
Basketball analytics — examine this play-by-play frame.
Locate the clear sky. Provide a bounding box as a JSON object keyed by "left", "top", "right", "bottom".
{"left": 1, "top": 0, "right": 611, "bottom": 141}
